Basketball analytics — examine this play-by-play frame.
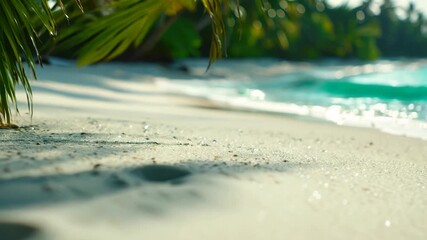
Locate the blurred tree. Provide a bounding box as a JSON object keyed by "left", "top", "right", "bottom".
{"left": 42, "top": 0, "right": 427, "bottom": 61}
{"left": 376, "top": 0, "right": 427, "bottom": 57}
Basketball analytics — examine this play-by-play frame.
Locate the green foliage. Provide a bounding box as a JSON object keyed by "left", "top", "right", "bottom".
{"left": 0, "top": 0, "right": 56, "bottom": 125}
{"left": 53, "top": 0, "right": 229, "bottom": 67}
{"left": 221, "top": 0, "right": 384, "bottom": 60}
{"left": 377, "top": 0, "right": 427, "bottom": 56}
{"left": 217, "top": 0, "right": 426, "bottom": 60}
{"left": 58, "top": 0, "right": 198, "bottom": 65}
{"left": 200, "top": 0, "right": 227, "bottom": 68}
{"left": 49, "top": 0, "right": 427, "bottom": 62}
{"left": 160, "top": 18, "right": 202, "bottom": 58}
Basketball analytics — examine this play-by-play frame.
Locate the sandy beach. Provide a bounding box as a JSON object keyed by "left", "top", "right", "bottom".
{"left": 1, "top": 63, "right": 426, "bottom": 240}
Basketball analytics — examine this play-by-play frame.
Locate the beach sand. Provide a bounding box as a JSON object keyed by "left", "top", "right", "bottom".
{"left": 1, "top": 63, "right": 426, "bottom": 240}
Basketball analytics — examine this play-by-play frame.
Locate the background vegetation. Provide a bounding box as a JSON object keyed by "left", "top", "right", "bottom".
{"left": 48, "top": 0, "right": 427, "bottom": 62}
{"left": 1, "top": 0, "right": 427, "bottom": 125}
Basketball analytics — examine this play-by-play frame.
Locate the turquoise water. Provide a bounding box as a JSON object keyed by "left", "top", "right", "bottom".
{"left": 163, "top": 59, "right": 427, "bottom": 139}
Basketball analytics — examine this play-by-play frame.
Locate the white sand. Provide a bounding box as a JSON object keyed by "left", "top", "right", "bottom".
{"left": 0, "top": 63, "right": 426, "bottom": 240}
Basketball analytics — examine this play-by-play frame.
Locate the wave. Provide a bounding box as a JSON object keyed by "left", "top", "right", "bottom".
{"left": 321, "top": 81, "right": 427, "bottom": 101}
{"left": 263, "top": 77, "right": 427, "bottom": 101}
{"left": 158, "top": 58, "right": 427, "bottom": 140}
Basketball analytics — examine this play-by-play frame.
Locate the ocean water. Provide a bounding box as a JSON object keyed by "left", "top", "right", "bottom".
{"left": 161, "top": 59, "right": 427, "bottom": 139}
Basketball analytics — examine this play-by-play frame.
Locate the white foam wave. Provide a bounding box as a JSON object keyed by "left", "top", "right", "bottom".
{"left": 156, "top": 77, "right": 427, "bottom": 140}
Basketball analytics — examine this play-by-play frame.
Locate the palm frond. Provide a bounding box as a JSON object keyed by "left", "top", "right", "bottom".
{"left": 201, "top": 0, "right": 227, "bottom": 69}
{"left": 57, "top": 0, "right": 231, "bottom": 68}
{"left": 58, "top": 0, "right": 198, "bottom": 66}
{"left": 0, "top": 0, "right": 56, "bottom": 126}
{"left": 0, "top": 0, "right": 83, "bottom": 126}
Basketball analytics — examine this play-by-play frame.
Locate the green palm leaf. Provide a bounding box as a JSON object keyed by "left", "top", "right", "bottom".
{"left": 58, "top": 0, "right": 200, "bottom": 65}
{"left": 0, "top": 0, "right": 81, "bottom": 126}
{"left": 0, "top": 0, "right": 55, "bottom": 126}
{"left": 57, "top": 0, "right": 228, "bottom": 67}
{"left": 201, "top": 0, "right": 227, "bottom": 69}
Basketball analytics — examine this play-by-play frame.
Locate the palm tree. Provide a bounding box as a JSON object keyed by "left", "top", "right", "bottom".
{"left": 0, "top": 0, "right": 228, "bottom": 127}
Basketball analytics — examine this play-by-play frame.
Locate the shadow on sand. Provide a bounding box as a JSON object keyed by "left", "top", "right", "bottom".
{"left": 0, "top": 161, "right": 298, "bottom": 210}
{"left": 0, "top": 164, "right": 192, "bottom": 210}
{"left": 0, "top": 160, "right": 299, "bottom": 239}
{"left": 0, "top": 222, "right": 39, "bottom": 240}
{"left": 0, "top": 118, "right": 301, "bottom": 239}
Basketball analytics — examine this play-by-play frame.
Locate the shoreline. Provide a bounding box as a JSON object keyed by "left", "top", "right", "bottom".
{"left": 1, "top": 64, "right": 426, "bottom": 239}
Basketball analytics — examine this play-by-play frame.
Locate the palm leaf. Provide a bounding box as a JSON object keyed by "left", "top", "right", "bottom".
{"left": 58, "top": 0, "right": 198, "bottom": 65}
{"left": 0, "top": 0, "right": 81, "bottom": 126}
{"left": 0, "top": 0, "right": 55, "bottom": 126}
{"left": 58, "top": 0, "right": 230, "bottom": 68}
{"left": 201, "top": 0, "right": 227, "bottom": 69}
